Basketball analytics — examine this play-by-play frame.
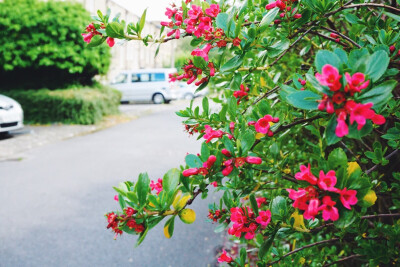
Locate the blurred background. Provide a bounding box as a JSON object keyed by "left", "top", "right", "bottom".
{"left": 0, "top": 0, "right": 224, "bottom": 266}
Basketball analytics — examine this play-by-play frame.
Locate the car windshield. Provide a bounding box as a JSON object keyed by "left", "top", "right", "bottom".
{"left": 112, "top": 73, "right": 128, "bottom": 84}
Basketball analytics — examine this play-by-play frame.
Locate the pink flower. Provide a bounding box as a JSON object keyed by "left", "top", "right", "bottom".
{"left": 82, "top": 32, "right": 93, "bottom": 44}
{"left": 256, "top": 197, "right": 267, "bottom": 207}
{"left": 205, "top": 4, "right": 220, "bottom": 17}
{"left": 318, "top": 94, "right": 335, "bottom": 114}
{"left": 245, "top": 156, "right": 262, "bottom": 165}
{"left": 345, "top": 72, "right": 369, "bottom": 95}
{"left": 106, "top": 37, "right": 115, "bottom": 47}
{"left": 295, "top": 164, "right": 318, "bottom": 185}
{"left": 255, "top": 210, "right": 272, "bottom": 227}
{"left": 210, "top": 181, "right": 218, "bottom": 187}
{"left": 203, "top": 155, "right": 217, "bottom": 169}
{"left": 188, "top": 5, "right": 203, "bottom": 20}
{"left": 339, "top": 187, "right": 358, "bottom": 210}
{"left": 345, "top": 101, "right": 385, "bottom": 130}
{"left": 165, "top": 7, "right": 177, "bottom": 19}
{"left": 218, "top": 250, "right": 233, "bottom": 263}
{"left": 319, "top": 196, "right": 339, "bottom": 221}
{"left": 150, "top": 178, "right": 163, "bottom": 195}
{"left": 335, "top": 111, "right": 349, "bottom": 137}
{"left": 182, "top": 168, "right": 199, "bottom": 177}
{"left": 203, "top": 125, "right": 224, "bottom": 143}
{"left": 303, "top": 198, "right": 320, "bottom": 220}
{"left": 233, "top": 84, "right": 249, "bottom": 104}
{"left": 315, "top": 64, "right": 342, "bottom": 91}
{"left": 235, "top": 157, "right": 246, "bottom": 168}
{"left": 317, "top": 170, "right": 337, "bottom": 192}
{"left": 222, "top": 165, "right": 233, "bottom": 176}
{"left": 254, "top": 115, "right": 277, "bottom": 135}
{"left": 191, "top": 43, "right": 213, "bottom": 62}
{"left": 114, "top": 195, "right": 119, "bottom": 201}
{"left": 287, "top": 186, "right": 318, "bottom": 211}
{"left": 221, "top": 149, "right": 232, "bottom": 157}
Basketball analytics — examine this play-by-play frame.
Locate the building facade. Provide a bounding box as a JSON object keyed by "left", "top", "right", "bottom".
{"left": 77, "top": 0, "right": 176, "bottom": 80}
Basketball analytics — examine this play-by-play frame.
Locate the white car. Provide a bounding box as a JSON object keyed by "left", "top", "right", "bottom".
{"left": 178, "top": 83, "right": 209, "bottom": 100}
{"left": 0, "top": 95, "right": 24, "bottom": 133}
{"left": 110, "top": 68, "right": 180, "bottom": 104}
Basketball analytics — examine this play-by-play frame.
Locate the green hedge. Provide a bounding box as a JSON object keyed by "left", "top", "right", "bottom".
{"left": 2, "top": 86, "right": 121, "bottom": 124}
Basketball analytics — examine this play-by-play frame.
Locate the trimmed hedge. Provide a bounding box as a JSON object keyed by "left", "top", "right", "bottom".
{"left": 2, "top": 86, "right": 121, "bottom": 124}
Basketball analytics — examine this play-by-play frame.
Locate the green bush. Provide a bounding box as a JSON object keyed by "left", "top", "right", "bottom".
{"left": 2, "top": 86, "right": 121, "bottom": 124}
{"left": 0, "top": 0, "right": 111, "bottom": 90}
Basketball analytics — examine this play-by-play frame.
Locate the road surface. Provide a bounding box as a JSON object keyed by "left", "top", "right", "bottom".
{"left": 0, "top": 103, "right": 224, "bottom": 267}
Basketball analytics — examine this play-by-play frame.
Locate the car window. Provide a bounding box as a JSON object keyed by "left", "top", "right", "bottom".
{"left": 140, "top": 73, "right": 150, "bottom": 82}
{"left": 113, "top": 73, "right": 127, "bottom": 84}
{"left": 152, "top": 73, "right": 166, "bottom": 82}
{"left": 132, "top": 74, "right": 140, "bottom": 82}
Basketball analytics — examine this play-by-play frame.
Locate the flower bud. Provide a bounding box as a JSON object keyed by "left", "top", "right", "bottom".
{"left": 330, "top": 33, "right": 339, "bottom": 38}
{"left": 293, "top": 14, "right": 302, "bottom": 19}
{"left": 182, "top": 168, "right": 199, "bottom": 177}
{"left": 389, "top": 45, "right": 395, "bottom": 53}
{"left": 245, "top": 156, "right": 262, "bottom": 165}
{"left": 221, "top": 149, "right": 232, "bottom": 157}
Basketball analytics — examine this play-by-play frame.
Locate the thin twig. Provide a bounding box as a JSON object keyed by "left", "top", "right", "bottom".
{"left": 339, "top": 141, "right": 364, "bottom": 170}
{"left": 274, "top": 115, "right": 322, "bottom": 135}
{"left": 323, "top": 254, "right": 363, "bottom": 267}
{"left": 366, "top": 149, "right": 399, "bottom": 175}
{"left": 325, "top": 3, "right": 400, "bottom": 17}
{"left": 310, "top": 30, "right": 348, "bottom": 48}
{"left": 269, "top": 238, "right": 340, "bottom": 265}
{"left": 320, "top": 26, "right": 361, "bottom": 48}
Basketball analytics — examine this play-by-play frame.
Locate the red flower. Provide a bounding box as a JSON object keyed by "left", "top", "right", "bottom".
{"left": 150, "top": 178, "right": 163, "bottom": 195}
{"left": 106, "top": 37, "right": 115, "bottom": 47}
{"left": 317, "top": 94, "right": 335, "bottom": 114}
{"left": 124, "top": 207, "right": 137, "bottom": 216}
{"left": 295, "top": 164, "right": 318, "bottom": 185}
{"left": 339, "top": 187, "right": 358, "bottom": 210}
{"left": 216, "top": 40, "right": 227, "bottom": 47}
{"left": 319, "top": 196, "right": 339, "bottom": 221}
{"left": 345, "top": 101, "right": 385, "bottom": 130}
{"left": 344, "top": 72, "right": 370, "bottom": 95}
{"left": 191, "top": 43, "right": 213, "bottom": 62}
{"left": 255, "top": 210, "right": 272, "bottom": 227}
{"left": 218, "top": 250, "right": 233, "bottom": 263}
{"left": 232, "top": 37, "right": 241, "bottom": 47}
{"left": 315, "top": 64, "right": 342, "bottom": 91}
{"left": 256, "top": 197, "right": 267, "bottom": 207}
{"left": 203, "top": 125, "right": 224, "bottom": 143}
{"left": 332, "top": 92, "right": 346, "bottom": 104}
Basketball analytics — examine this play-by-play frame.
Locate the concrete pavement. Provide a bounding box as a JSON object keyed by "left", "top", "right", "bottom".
{"left": 0, "top": 102, "right": 224, "bottom": 267}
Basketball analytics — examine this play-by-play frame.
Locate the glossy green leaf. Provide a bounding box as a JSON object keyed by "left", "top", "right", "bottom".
{"left": 286, "top": 90, "right": 320, "bottom": 110}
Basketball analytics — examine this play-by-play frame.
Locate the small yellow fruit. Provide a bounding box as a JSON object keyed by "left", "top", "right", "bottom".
{"left": 299, "top": 257, "right": 306, "bottom": 265}
{"left": 363, "top": 190, "right": 377, "bottom": 206}
{"left": 176, "top": 195, "right": 191, "bottom": 210}
{"left": 255, "top": 133, "right": 265, "bottom": 139}
{"left": 163, "top": 224, "right": 171, "bottom": 239}
{"left": 179, "top": 208, "right": 196, "bottom": 224}
{"left": 347, "top": 162, "right": 361, "bottom": 175}
{"left": 290, "top": 210, "right": 308, "bottom": 232}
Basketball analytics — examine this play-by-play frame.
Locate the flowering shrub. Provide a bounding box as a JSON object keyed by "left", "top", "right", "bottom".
{"left": 85, "top": 0, "right": 400, "bottom": 265}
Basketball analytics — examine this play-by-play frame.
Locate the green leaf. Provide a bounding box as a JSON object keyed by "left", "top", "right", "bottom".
{"left": 249, "top": 194, "right": 259, "bottom": 217}
{"left": 223, "top": 135, "right": 235, "bottom": 153}
{"left": 202, "top": 97, "right": 209, "bottom": 116}
{"left": 328, "top": 148, "right": 348, "bottom": 171}
{"left": 216, "top": 13, "right": 229, "bottom": 33}
{"left": 118, "top": 193, "right": 126, "bottom": 210}
{"left": 200, "top": 142, "right": 210, "bottom": 162}
{"left": 358, "top": 80, "right": 396, "bottom": 110}
{"left": 347, "top": 121, "right": 373, "bottom": 140}
{"left": 325, "top": 116, "right": 341, "bottom": 145}
{"left": 190, "top": 37, "right": 203, "bottom": 47}
{"left": 135, "top": 173, "right": 150, "bottom": 208}
{"left": 267, "top": 39, "right": 290, "bottom": 58}
{"left": 259, "top": 8, "right": 279, "bottom": 31}
{"left": 271, "top": 196, "right": 287, "bottom": 221}
{"left": 334, "top": 48, "right": 348, "bottom": 65}
{"left": 221, "top": 55, "right": 244, "bottom": 73}
{"left": 193, "top": 56, "right": 207, "bottom": 69}
{"left": 106, "top": 21, "right": 125, "bottom": 38}
{"left": 258, "top": 228, "right": 278, "bottom": 260}
{"left": 286, "top": 90, "right": 320, "bottom": 110}
{"left": 163, "top": 168, "right": 180, "bottom": 194}
{"left": 164, "top": 216, "right": 175, "bottom": 238}
{"left": 87, "top": 35, "right": 106, "bottom": 48}
{"left": 365, "top": 50, "right": 390, "bottom": 82}
{"left": 315, "top": 50, "right": 342, "bottom": 73}
{"left": 305, "top": 73, "right": 330, "bottom": 94}
{"left": 334, "top": 209, "right": 356, "bottom": 229}
{"left": 227, "top": 96, "right": 237, "bottom": 118}
{"left": 185, "top": 154, "right": 203, "bottom": 168}
{"left": 214, "top": 222, "right": 229, "bottom": 233}
{"left": 135, "top": 226, "right": 149, "bottom": 247}
{"left": 138, "top": 8, "right": 147, "bottom": 36}
{"left": 239, "top": 130, "right": 255, "bottom": 155}
{"left": 384, "top": 11, "right": 400, "bottom": 22}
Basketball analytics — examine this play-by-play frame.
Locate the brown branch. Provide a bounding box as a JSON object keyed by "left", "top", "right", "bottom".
{"left": 366, "top": 149, "right": 399, "bottom": 175}
{"left": 323, "top": 254, "right": 363, "bottom": 267}
{"left": 269, "top": 238, "right": 340, "bottom": 265}
{"left": 185, "top": 188, "right": 203, "bottom": 206}
{"left": 274, "top": 115, "right": 322, "bottom": 135}
{"left": 309, "top": 30, "right": 349, "bottom": 48}
{"left": 339, "top": 141, "right": 364, "bottom": 170}
{"left": 325, "top": 3, "right": 400, "bottom": 17}
{"left": 319, "top": 26, "right": 361, "bottom": 48}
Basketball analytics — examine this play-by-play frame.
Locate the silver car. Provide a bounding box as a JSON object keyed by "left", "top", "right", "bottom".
{"left": 0, "top": 94, "right": 24, "bottom": 133}
{"left": 110, "top": 68, "right": 180, "bottom": 104}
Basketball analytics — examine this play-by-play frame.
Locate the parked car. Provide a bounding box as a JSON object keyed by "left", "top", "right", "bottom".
{"left": 177, "top": 82, "right": 209, "bottom": 100}
{"left": 110, "top": 68, "right": 180, "bottom": 104}
{"left": 0, "top": 94, "right": 24, "bottom": 133}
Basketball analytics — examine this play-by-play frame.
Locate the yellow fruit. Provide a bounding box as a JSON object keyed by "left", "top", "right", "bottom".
{"left": 179, "top": 208, "right": 196, "bottom": 224}
{"left": 299, "top": 257, "right": 306, "bottom": 265}
{"left": 255, "top": 133, "right": 265, "bottom": 139}
{"left": 172, "top": 191, "right": 182, "bottom": 209}
{"left": 363, "top": 190, "right": 377, "bottom": 206}
{"left": 163, "top": 224, "right": 171, "bottom": 239}
{"left": 283, "top": 168, "right": 291, "bottom": 174}
{"left": 347, "top": 162, "right": 361, "bottom": 175}
{"left": 290, "top": 210, "right": 309, "bottom": 232}
{"left": 176, "top": 194, "right": 191, "bottom": 210}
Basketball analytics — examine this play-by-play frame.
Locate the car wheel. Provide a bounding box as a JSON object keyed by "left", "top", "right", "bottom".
{"left": 152, "top": 93, "right": 165, "bottom": 104}
{"left": 183, "top": 93, "right": 194, "bottom": 100}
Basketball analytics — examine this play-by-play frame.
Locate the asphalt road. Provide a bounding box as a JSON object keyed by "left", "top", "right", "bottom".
{"left": 0, "top": 104, "right": 224, "bottom": 267}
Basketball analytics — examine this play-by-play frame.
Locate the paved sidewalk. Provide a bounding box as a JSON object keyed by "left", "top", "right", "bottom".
{"left": 0, "top": 100, "right": 196, "bottom": 161}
